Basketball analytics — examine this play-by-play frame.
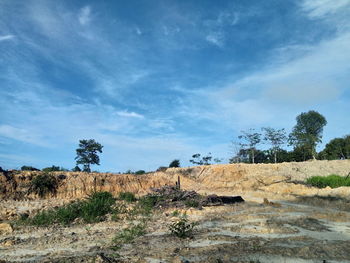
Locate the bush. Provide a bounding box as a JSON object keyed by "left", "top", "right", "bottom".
{"left": 185, "top": 199, "right": 201, "bottom": 208}
{"left": 42, "top": 165, "right": 61, "bottom": 172}
{"left": 29, "top": 173, "right": 58, "bottom": 197}
{"left": 21, "top": 166, "right": 40, "bottom": 171}
{"left": 169, "top": 216, "right": 196, "bottom": 238}
{"left": 118, "top": 192, "right": 137, "bottom": 202}
{"left": 26, "top": 191, "right": 115, "bottom": 226}
{"left": 135, "top": 170, "right": 146, "bottom": 175}
{"left": 306, "top": 174, "right": 350, "bottom": 188}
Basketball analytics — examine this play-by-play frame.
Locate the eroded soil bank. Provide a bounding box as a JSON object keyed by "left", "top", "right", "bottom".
{"left": 1, "top": 160, "right": 350, "bottom": 262}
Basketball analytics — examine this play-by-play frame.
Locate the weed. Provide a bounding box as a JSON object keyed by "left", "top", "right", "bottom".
{"left": 113, "top": 223, "right": 146, "bottom": 247}
{"left": 169, "top": 216, "right": 197, "bottom": 238}
{"left": 25, "top": 191, "right": 115, "bottom": 226}
{"left": 118, "top": 192, "right": 137, "bottom": 202}
{"left": 185, "top": 199, "right": 201, "bottom": 208}
{"left": 28, "top": 173, "right": 58, "bottom": 197}
{"left": 171, "top": 210, "right": 180, "bottom": 217}
{"left": 306, "top": 174, "right": 350, "bottom": 188}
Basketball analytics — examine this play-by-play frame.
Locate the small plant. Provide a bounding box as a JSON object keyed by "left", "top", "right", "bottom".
{"left": 169, "top": 216, "right": 197, "bottom": 238}
{"left": 29, "top": 173, "right": 58, "bottom": 197}
{"left": 306, "top": 174, "right": 350, "bottom": 188}
{"left": 113, "top": 223, "right": 146, "bottom": 247}
{"left": 171, "top": 210, "right": 180, "bottom": 217}
{"left": 185, "top": 199, "right": 201, "bottom": 208}
{"left": 118, "top": 192, "right": 137, "bottom": 202}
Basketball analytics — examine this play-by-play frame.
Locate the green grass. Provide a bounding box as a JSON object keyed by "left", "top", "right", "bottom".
{"left": 306, "top": 174, "right": 350, "bottom": 188}
{"left": 118, "top": 192, "right": 137, "bottom": 202}
{"left": 112, "top": 222, "right": 146, "bottom": 247}
{"left": 25, "top": 191, "right": 115, "bottom": 226}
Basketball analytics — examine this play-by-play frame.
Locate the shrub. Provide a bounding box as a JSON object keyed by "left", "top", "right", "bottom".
{"left": 42, "top": 165, "right": 61, "bottom": 172}
{"left": 80, "top": 192, "right": 115, "bottom": 223}
{"left": 169, "top": 216, "right": 196, "bottom": 238}
{"left": 29, "top": 173, "right": 58, "bottom": 197}
{"left": 306, "top": 174, "right": 350, "bottom": 188}
{"left": 118, "top": 192, "right": 137, "bottom": 202}
{"left": 21, "top": 166, "right": 40, "bottom": 171}
{"left": 135, "top": 170, "right": 146, "bottom": 175}
{"left": 26, "top": 191, "right": 115, "bottom": 226}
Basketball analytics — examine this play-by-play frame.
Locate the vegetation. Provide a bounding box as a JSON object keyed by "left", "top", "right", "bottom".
{"left": 42, "top": 165, "right": 66, "bottom": 172}
{"left": 118, "top": 192, "right": 137, "bottom": 202}
{"left": 25, "top": 191, "right": 115, "bottom": 226}
{"left": 262, "top": 127, "right": 287, "bottom": 163}
{"left": 169, "top": 215, "right": 196, "bottom": 238}
{"left": 169, "top": 159, "right": 180, "bottom": 168}
{"left": 238, "top": 129, "right": 261, "bottom": 163}
{"left": 113, "top": 222, "right": 146, "bottom": 247}
{"left": 306, "top": 174, "right": 350, "bottom": 188}
{"left": 75, "top": 139, "right": 103, "bottom": 172}
{"left": 289, "top": 110, "right": 327, "bottom": 160}
{"left": 135, "top": 170, "right": 146, "bottom": 175}
{"left": 28, "top": 173, "right": 58, "bottom": 197}
{"left": 21, "top": 166, "right": 40, "bottom": 171}
{"left": 189, "top": 153, "right": 213, "bottom": 165}
{"left": 319, "top": 135, "right": 350, "bottom": 160}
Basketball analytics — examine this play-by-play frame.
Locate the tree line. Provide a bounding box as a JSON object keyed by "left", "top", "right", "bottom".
{"left": 230, "top": 110, "right": 349, "bottom": 164}
{"left": 15, "top": 110, "right": 349, "bottom": 173}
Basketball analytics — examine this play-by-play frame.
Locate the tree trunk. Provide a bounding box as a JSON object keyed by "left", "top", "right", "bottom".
{"left": 274, "top": 151, "right": 277, "bottom": 163}
{"left": 251, "top": 149, "right": 255, "bottom": 164}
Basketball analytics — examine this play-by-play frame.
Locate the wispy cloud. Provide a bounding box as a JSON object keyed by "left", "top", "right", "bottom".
{"left": 78, "top": 5, "right": 91, "bottom": 25}
{"left": 0, "top": 34, "right": 14, "bottom": 41}
{"left": 117, "top": 110, "right": 144, "bottom": 119}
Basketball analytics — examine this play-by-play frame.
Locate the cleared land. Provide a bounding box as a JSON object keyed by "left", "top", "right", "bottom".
{"left": 1, "top": 160, "right": 350, "bottom": 262}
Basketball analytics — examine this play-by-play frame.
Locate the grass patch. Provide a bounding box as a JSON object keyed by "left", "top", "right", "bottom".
{"left": 306, "top": 174, "right": 350, "bottom": 188}
{"left": 118, "top": 192, "right": 137, "bottom": 202}
{"left": 185, "top": 199, "right": 201, "bottom": 208}
{"left": 24, "top": 191, "right": 115, "bottom": 226}
{"left": 112, "top": 222, "right": 146, "bottom": 247}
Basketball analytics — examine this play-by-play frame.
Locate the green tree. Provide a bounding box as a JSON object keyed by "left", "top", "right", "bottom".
{"left": 262, "top": 127, "right": 287, "bottom": 163}
{"left": 288, "top": 110, "right": 327, "bottom": 160}
{"left": 189, "top": 153, "right": 212, "bottom": 165}
{"left": 238, "top": 129, "right": 261, "bottom": 163}
{"left": 21, "top": 166, "right": 40, "bottom": 171}
{"left": 42, "top": 165, "right": 61, "bottom": 172}
{"left": 75, "top": 139, "right": 103, "bottom": 172}
{"left": 169, "top": 159, "right": 180, "bottom": 168}
{"left": 319, "top": 135, "right": 350, "bottom": 160}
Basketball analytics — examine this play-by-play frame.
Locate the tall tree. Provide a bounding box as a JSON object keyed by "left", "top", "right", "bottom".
{"left": 75, "top": 139, "right": 103, "bottom": 172}
{"left": 238, "top": 129, "right": 261, "bottom": 163}
{"left": 319, "top": 135, "right": 350, "bottom": 160}
{"left": 288, "top": 110, "right": 327, "bottom": 160}
{"left": 262, "top": 127, "right": 287, "bottom": 163}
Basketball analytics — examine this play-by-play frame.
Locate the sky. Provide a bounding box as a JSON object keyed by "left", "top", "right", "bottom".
{"left": 0, "top": 0, "right": 349, "bottom": 172}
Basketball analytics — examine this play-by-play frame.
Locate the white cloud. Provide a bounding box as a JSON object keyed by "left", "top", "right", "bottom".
{"left": 0, "top": 34, "right": 14, "bottom": 41}
{"left": 0, "top": 125, "right": 49, "bottom": 147}
{"left": 78, "top": 6, "right": 91, "bottom": 25}
{"left": 302, "top": 0, "right": 350, "bottom": 18}
{"left": 116, "top": 110, "right": 144, "bottom": 119}
{"left": 206, "top": 32, "right": 224, "bottom": 47}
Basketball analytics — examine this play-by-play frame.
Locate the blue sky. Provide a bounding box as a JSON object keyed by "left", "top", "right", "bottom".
{"left": 0, "top": 0, "right": 349, "bottom": 172}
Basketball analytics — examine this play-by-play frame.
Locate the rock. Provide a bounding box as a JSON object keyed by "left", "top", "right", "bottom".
{"left": 0, "top": 223, "right": 13, "bottom": 235}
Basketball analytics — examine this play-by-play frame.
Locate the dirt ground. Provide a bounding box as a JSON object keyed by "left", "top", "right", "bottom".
{"left": 1, "top": 161, "right": 350, "bottom": 262}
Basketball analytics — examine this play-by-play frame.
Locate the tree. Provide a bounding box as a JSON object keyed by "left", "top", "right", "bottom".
{"left": 75, "top": 139, "right": 103, "bottom": 172}
{"left": 262, "top": 127, "right": 287, "bottom": 163}
{"left": 21, "top": 166, "right": 40, "bottom": 171}
{"left": 42, "top": 165, "right": 61, "bottom": 172}
{"left": 189, "top": 153, "right": 212, "bottom": 165}
{"left": 288, "top": 110, "right": 327, "bottom": 160}
{"left": 238, "top": 129, "right": 261, "bottom": 163}
{"left": 72, "top": 165, "right": 81, "bottom": 172}
{"left": 319, "top": 135, "right": 350, "bottom": 160}
{"left": 169, "top": 159, "right": 180, "bottom": 168}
